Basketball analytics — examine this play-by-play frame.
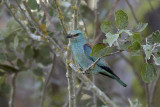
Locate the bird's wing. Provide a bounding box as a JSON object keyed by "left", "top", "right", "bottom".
{"left": 83, "top": 43, "right": 105, "bottom": 66}
{"left": 83, "top": 43, "right": 120, "bottom": 79}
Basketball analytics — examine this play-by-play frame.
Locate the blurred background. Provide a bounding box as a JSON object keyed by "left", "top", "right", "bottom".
{"left": 0, "top": 0, "right": 160, "bottom": 107}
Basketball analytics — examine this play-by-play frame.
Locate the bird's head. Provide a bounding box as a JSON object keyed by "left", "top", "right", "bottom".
{"left": 66, "top": 30, "right": 86, "bottom": 43}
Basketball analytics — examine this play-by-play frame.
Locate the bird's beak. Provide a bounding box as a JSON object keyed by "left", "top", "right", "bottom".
{"left": 66, "top": 34, "right": 72, "bottom": 38}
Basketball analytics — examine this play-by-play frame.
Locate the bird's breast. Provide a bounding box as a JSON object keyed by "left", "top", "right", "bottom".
{"left": 71, "top": 43, "right": 93, "bottom": 70}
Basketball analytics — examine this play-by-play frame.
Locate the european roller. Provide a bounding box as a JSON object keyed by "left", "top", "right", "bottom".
{"left": 66, "top": 30, "right": 127, "bottom": 87}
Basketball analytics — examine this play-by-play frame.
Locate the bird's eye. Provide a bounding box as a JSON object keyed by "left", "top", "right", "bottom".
{"left": 73, "top": 33, "right": 79, "bottom": 37}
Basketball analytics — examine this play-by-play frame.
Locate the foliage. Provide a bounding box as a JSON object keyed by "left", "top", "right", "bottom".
{"left": 0, "top": 0, "right": 160, "bottom": 107}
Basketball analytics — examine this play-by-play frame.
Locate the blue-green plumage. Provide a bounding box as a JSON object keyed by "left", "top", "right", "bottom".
{"left": 66, "top": 30, "right": 127, "bottom": 87}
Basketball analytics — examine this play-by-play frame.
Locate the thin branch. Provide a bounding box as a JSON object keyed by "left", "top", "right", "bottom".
{"left": 40, "top": 54, "right": 56, "bottom": 107}
{"left": 65, "top": 0, "right": 81, "bottom": 106}
{"left": 125, "top": 0, "right": 138, "bottom": 24}
{"left": 147, "top": 0, "right": 154, "bottom": 11}
{"left": 73, "top": 0, "right": 80, "bottom": 30}
{"left": 4, "top": 0, "right": 64, "bottom": 53}
{"left": 93, "top": 0, "right": 98, "bottom": 106}
{"left": 79, "top": 12, "right": 89, "bottom": 41}
{"left": 39, "top": 1, "right": 64, "bottom": 48}
{"left": 151, "top": 73, "right": 160, "bottom": 105}
{"left": 120, "top": 53, "right": 145, "bottom": 89}
{"left": 92, "top": 75, "right": 97, "bottom": 107}
{"left": 83, "top": 50, "right": 123, "bottom": 74}
{"left": 69, "top": 63, "right": 116, "bottom": 107}
{"left": 23, "top": 1, "right": 40, "bottom": 26}
{"left": 53, "top": 0, "right": 67, "bottom": 35}
{"left": 63, "top": 83, "right": 84, "bottom": 107}
{"left": 106, "top": 0, "right": 120, "bottom": 20}
{"left": 93, "top": 0, "right": 98, "bottom": 40}
{"left": 9, "top": 73, "right": 17, "bottom": 107}
{"left": 145, "top": 83, "right": 151, "bottom": 107}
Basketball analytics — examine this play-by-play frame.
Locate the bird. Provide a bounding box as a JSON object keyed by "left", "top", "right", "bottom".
{"left": 66, "top": 30, "right": 127, "bottom": 87}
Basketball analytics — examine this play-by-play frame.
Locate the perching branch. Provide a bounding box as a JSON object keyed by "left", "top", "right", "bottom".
{"left": 40, "top": 54, "right": 56, "bottom": 107}
{"left": 9, "top": 73, "right": 17, "bottom": 107}
{"left": 83, "top": 50, "right": 123, "bottom": 74}
{"left": 69, "top": 63, "right": 116, "bottom": 107}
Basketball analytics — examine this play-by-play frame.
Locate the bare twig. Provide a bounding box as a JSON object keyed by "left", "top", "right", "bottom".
{"left": 93, "top": 0, "right": 98, "bottom": 106}
{"left": 4, "top": 0, "right": 64, "bottom": 53}
{"left": 40, "top": 54, "right": 56, "bottom": 107}
{"left": 145, "top": 83, "right": 151, "bottom": 107}
{"left": 125, "top": 0, "right": 138, "bottom": 24}
{"left": 9, "top": 73, "right": 17, "bottom": 107}
{"left": 120, "top": 54, "right": 145, "bottom": 89}
{"left": 39, "top": 1, "right": 64, "bottom": 47}
{"left": 69, "top": 63, "right": 116, "bottom": 107}
{"left": 53, "top": 0, "right": 67, "bottom": 35}
{"left": 106, "top": 0, "right": 120, "bottom": 20}
{"left": 79, "top": 12, "right": 89, "bottom": 41}
{"left": 73, "top": 0, "right": 81, "bottom": 30}
{"left": 63, "top": 83, "right": 84, "bottom": 107}
{"left": 92, "top": 75, "right": 97, "bottom": 107}
{"left": 93, "top": 0, "right": 98, "bottom": 40}
{"left": 147, "top": 0, "right": 154, "bottom": 11}
{"left": 65, "top": 0, "right": 81, "bottom": 106}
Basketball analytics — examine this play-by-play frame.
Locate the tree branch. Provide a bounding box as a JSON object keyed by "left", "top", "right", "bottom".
{"left": 69, "top": 63, "right": 116, "bottom": 107}
{"left": 125, "top": 0, "right": 138, "bottom": 24}
{"left": 9, "top": 73, "right": 17, "bottom": 107}
{"left": 106, "top": 0, "right": 120, "bottom": 20}
{"left": 40, "top": 54, "right": 56, "bottom": 107}
{"left": 53, "top": 0, "right": 67, "bottom": 35}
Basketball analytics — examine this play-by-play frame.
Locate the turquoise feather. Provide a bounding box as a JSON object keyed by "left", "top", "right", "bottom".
{"left": 67, "top": 30, "right": 127, "bottom": 87}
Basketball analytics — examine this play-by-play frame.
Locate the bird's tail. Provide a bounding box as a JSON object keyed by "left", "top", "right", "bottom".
{"left": 115, "top": 78, "right": 127, "bottom": 87}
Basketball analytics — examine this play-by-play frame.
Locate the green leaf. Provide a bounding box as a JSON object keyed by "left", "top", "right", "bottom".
{"left": 153, "top": 56, "right": 160, "bottom": 65}
{"left": 33, "top": 67, "right": 44, "bottom": 77}
{"left": 131, "top": 33, "right": 142, "bottom": 43}
{"left": 141, "top": 63, "right": 157, "bottom": 83}
{"left": 103, "top": 32, "right": 119, "bottom": 47}
{"left": 120, "top": 41, "right": 132, "bottom": 50}
{"left": 118, "top": 29, "right": 132, "bottom": 36}
{"left": 100, "top": 21, "right": 113, "bottom": 33}
{"left": 152, "top": 30, "right": 160, "bottom": 43}
{"left": 0, "top": 53, "right": 6, "bottom": 62}
{"left": 143, "top": 44, "right": 152, "bottom": 60}
{"left": 128, "top": 41, "right": 141, "bottom": 51}
{"left": 0, "top": 64, "right": 19, "bottom": 73}
{"left": 132, "top": 23, "right": 148, "bottom": 32}
{"left": 24, "top": 45, "right": 34, "bottom": 59}
{"left": 90, "top": 43, "right": 115, "bottom": 58}
{"left": 0, "top": 78, "right": 10, "bottom": 95}
{"left": 17, "top": 59, "right": 24, "bottom": 69}
{"left": 128, "top": 99, "right": 142, "bottom": 107}
{"left": 28, "top": 0, "right": 38, "bottom": 10}
{"left": 49, "top": 8, "right": 54, "bottom": 16}
{"left": 115, "top": 9, "right": 128, "bottom": 30}
{"left": 14, "top": 36, "right": 19, "bottom": 49}
{"left": 39, "top": 45, "right": 50, "bottom": 56}
{"left": 90, "top": 43, "right": 105, "bottom": 57}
